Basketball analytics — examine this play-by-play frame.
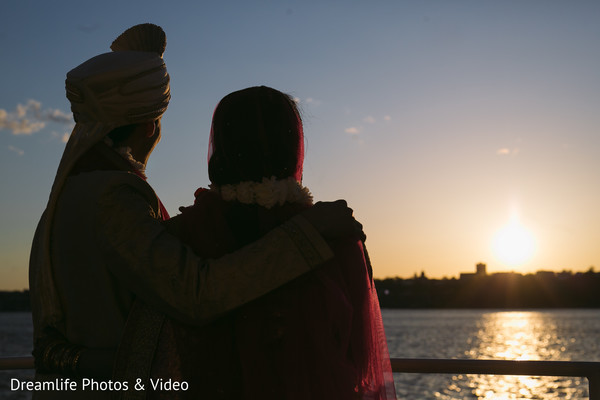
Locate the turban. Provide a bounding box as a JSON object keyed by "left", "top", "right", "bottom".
{"left": 59, "top": 23, "right": 170, "bottom": 195}
{"left": 30, "top": 23, "right": 171, "bottom": 336}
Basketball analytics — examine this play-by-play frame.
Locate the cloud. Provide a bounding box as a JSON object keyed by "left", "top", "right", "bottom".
{"left": 497, "top": 148, "right": 520, "bottom": 156}
{"left": 0, "top": 103, "right": 45, "bottom": 135}
{"left": 51, "top": 129, "right": 74, "bottom": 143}
{"left": 47, "top": 109, "right": 73, "bottom": 123}
{"left": 8, "top": 145, "right": 24, "bottom": 156}
{"left": 384, "top": 115, "right": 391, "bottom": 121}
{"left": 345, "top": 127, "right": 361, "bottom": 135}
{"left": 363, "top": 116, "right": 376, "bottom": 124}
{"left": 295, "top": 97, "right": 322, "bottom": 106}
{"left": 1, "top": 100, "right": 72, "bottom": 136}
{"left": 0, "top": 118, "right": 45, "bottom": 135}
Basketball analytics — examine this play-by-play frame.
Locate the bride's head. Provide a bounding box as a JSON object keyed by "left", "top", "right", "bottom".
{"left": 208, "top": 86, "right": 304, "bottom": 185}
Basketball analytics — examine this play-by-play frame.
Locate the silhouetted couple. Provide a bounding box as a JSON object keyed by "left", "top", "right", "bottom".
{"left": 29, "top": 24, "right": 396, "bottom": 399}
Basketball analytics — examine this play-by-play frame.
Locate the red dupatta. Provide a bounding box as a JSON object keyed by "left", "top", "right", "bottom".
{"left": 148, "top": 189, "right": 396, "bottom": 399}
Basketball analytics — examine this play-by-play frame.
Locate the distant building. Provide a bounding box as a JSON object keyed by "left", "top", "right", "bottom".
{"left": 536, "top": 270, "right": 555, "bottom": 279}
{"left": 492, "top": 271, "right": 520, "bottom": 280}
{"left": 460, "top": 262, "right": 487, "bottom": 281}
{"left": 476, "top": 263, "right": 487, "bottom": 276}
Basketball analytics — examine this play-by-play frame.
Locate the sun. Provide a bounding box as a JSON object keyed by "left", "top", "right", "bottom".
{"left": 492, "top": 219, "right": 536, "bottom": 267}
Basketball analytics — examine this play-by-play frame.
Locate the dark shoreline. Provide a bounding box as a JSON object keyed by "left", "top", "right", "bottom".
{"left": 375, "top": 269, "right": 600, "bottom": 309}
{"left": 3, "top": 268, "right": 600, "bottom": 311}
{"left": 0, "top": 291, "right": 31, "bottom": 312}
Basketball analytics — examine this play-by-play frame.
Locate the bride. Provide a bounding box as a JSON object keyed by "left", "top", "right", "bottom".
{"left": 129, "top": 85, "right": 397, "bottom": 399}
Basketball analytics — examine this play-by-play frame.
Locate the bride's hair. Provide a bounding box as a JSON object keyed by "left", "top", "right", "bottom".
{"left": 208, "top": 86, "right": 304, "bottom": 185}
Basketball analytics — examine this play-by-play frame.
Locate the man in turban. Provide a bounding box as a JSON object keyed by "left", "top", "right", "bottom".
{"left": 29, "top": 24, "right": 357, "bottom": 396}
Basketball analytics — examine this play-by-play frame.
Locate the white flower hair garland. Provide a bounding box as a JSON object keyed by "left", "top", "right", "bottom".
{"left": 209, "top": 176, "right": 313, "bottom": 209}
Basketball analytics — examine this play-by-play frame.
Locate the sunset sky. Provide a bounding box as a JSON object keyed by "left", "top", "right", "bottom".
{"left": 1, "top": 1, "right": 599, "bottom": 290}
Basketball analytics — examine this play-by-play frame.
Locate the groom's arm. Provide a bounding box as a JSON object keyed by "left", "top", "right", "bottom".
{"left": 98, "top": 175, "right": 354, "bottom": 325}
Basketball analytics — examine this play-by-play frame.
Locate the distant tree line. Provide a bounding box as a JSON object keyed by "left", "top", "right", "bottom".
{"left": 0, "top": 290, "right": 30, "bottom": 311}
{"left": 375, "top": 269, "right": 600, "bottom": 308}
{"left": 1, "top": 270, "right": 599, "bottom": 311}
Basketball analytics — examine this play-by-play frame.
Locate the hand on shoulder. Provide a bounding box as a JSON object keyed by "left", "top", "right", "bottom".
{"left": 302, "top": 200, "right": 365, "bottom": 241}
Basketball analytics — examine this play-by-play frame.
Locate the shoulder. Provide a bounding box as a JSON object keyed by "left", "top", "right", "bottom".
{"left": 65, "top": 170, "right": 161, "bottom": 217}
{"left": 68, "top": 170, "right": 156, "bottom": 199}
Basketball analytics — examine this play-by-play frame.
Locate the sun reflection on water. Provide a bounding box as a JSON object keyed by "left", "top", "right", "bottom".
{"left": 464, "top": 311, "right": 581, "bottom": 399}
{"left": 383, "top": 309, "right": 598, "bottom": 399}
{"left": 468, "top": 311, "right": 560, "bottom": 360}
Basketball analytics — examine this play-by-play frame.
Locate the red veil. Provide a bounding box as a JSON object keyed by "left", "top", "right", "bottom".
{"left": 149, "top": 87, "right": 396, "bottom": 399}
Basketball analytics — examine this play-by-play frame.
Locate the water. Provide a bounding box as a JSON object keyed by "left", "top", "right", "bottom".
{"left": 385, "top": 309, "right": 600, "bottom": 399}
{"left": 0, "top": 312, "right": 34, "bottom": 400}
{"left": 1, "top": 310, "right": 599, "bottom": 399}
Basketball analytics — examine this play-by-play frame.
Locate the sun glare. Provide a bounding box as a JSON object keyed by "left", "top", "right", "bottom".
{"left": 492, "top": 218, "right": 536, "bottom": 268}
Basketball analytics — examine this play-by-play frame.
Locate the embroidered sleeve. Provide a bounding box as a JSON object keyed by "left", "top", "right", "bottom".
{"left": 97, "top": 176, "right": 333, "bottom": 326}
{"left": 281, "top": 215, "right": 335, "bottom": 269}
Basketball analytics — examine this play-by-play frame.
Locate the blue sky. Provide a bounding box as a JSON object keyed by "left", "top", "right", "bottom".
{"left": 2, "top": 0, "right": 600, "bottom": 290}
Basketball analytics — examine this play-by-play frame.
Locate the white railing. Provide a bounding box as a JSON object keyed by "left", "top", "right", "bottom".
{"left": 392, "top": 358, "right": 600, "bottom": 399}
{"left": 2, "top": 356, "right": 600, "bottom": 398}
